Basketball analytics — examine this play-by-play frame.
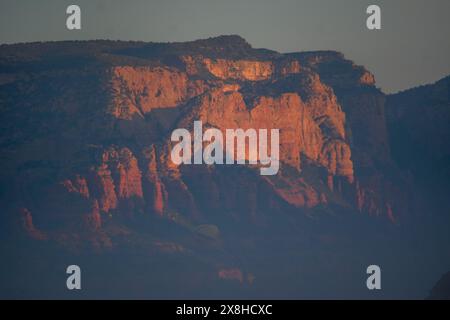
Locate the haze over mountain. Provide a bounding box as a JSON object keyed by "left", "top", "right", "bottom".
{"left": 0, "top": 36, "right": 449, "bottom": 299}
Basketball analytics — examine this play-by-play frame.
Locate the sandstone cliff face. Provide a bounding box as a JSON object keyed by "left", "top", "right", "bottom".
{"left": 286, "top": 51, "right": 409, "bottom": 219}
{"left": 0, "top": 36, "right": 417, "bottom": 244}
{"left": 276, "top": 59, "right": 301, "bottom": 76}
{"left": 180, "top": 90, "right": 317, "bottom": 171}
{"left": 109, "top": 66, "right": 206, "bottom": 119}
{"left": 203, "top": 58, "right": 273, "bottom": 81}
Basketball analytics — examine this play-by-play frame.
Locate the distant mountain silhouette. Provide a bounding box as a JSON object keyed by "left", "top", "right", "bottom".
{"left": 428, "top": 272, "right": 450, "bottom": 299}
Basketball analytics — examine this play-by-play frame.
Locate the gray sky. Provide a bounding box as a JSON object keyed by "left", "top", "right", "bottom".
{"left": 1, "top": 0, "right": 449, "bottom": 93}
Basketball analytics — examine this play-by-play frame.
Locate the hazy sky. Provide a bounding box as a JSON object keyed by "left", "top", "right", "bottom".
{"left": 1, "top": 0, "right": 449, "bottom": 93}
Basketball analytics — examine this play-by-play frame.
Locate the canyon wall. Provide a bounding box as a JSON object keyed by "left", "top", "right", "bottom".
{"left": 0, "top": 36, "right": 427, "bottom": 246}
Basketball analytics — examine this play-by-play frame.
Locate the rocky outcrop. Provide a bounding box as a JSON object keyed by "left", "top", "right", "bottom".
{"left": 19, "top": 208, "right": 48, "bottom": 240}
{"left": 90, "top": 163, "right": 118, "bottom": 213}
{"left": 319, "top": 140, "right": 353, "bottom": 183}
{"left": 143, "top": 145, "right": 167, "bottom": 216}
